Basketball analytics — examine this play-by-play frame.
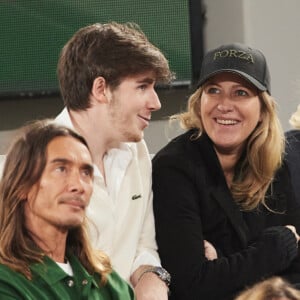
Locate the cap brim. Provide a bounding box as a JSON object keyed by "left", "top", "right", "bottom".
{"left": 198, "top": 69, "right": 267, "bottom": 92}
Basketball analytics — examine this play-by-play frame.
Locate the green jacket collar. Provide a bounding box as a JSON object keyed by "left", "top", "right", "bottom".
{"left": 30, "top": 254, "right": 99, "bottom": 288}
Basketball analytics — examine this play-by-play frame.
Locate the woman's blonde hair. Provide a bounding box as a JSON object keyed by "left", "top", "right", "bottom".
{"left": 235, "top": 277, "right": 300, "bottom": 300}
{"left": 173, "top": 86, "right": 284, "bottom": 210}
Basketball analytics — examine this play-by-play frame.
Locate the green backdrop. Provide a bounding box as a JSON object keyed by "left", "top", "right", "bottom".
{"left": 0, "top": 0, "right": 192, "bottom": 97}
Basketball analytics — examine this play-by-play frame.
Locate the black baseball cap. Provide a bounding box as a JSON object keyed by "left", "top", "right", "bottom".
{"left": 198, "top": 43, "right": 271, "bottom": 94}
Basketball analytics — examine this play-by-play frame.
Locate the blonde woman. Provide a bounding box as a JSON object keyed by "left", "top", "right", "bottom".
{"left": 152, "top": 43, "right": 300, "bottom": 300}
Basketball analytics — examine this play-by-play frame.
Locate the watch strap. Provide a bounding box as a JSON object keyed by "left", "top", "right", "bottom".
{"left": 138, "top": 266, "right": 171, "bottom": 286}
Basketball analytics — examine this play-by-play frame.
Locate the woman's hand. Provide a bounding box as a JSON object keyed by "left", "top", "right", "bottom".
{"left": 204, "top": 240, "right": 218, "bottom": 260}
{"left": 285, "top": 225, "right": 300, "bottom": 243}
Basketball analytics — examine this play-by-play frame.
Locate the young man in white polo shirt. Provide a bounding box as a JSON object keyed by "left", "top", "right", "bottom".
{"left": 55, "top": 22, "right": 173, "bottom": 299}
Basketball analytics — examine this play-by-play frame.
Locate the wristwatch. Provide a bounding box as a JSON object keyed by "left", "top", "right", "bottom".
{"left": 141, "top": 266, "right": 171, "bottom": 286}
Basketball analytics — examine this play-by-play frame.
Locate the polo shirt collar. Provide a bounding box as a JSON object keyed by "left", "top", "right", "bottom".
{"left": 30, "top": 255, "right": 99, "bottom": 288}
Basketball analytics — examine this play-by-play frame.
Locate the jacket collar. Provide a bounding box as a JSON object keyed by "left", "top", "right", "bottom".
{"left": 30, "top": 254, "right": 99, "bottom": 288}
{"left": 187, "top": 130, "right": 249, "bottom": 246}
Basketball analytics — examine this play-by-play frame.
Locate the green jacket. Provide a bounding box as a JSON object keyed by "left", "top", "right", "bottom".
{"left": 0, "top": 255, "right": 135, "bottom": 300}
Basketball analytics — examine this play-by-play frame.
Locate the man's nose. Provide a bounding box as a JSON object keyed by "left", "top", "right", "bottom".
{"left": 67, "top": 171, "right": 84, "bottom": 193}
{"left": 148, "top": 90, "right": 161, "bottom": 111}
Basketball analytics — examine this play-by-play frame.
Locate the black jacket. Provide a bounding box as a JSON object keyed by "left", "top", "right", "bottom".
{"left": 285, "top": 129, "right": 300, "bottom": 204}
{"left": 152, "top": 130, "right": 300, "bottom": 300}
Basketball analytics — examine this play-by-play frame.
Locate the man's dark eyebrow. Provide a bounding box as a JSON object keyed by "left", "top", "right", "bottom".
{"left": 50, "top": 158, "right": 70, "bottom": 165}
{"left": 136, "top": 77, "right": 155, "bottom": 84}
{"left": 50, "top": 158, "right": 94, "bottom": 172}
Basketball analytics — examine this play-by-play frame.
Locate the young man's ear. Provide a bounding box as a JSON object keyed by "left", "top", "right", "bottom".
{"left": 91, "top": 77, "right": 110, "bottom": 103}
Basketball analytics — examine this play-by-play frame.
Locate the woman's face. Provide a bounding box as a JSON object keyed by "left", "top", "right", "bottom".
{"left": 200, "top": 72, "right": 261, "bottom": 155}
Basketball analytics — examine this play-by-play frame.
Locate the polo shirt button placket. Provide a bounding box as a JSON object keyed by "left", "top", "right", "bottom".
{"left": 82, "top": 279, "right": 88, "bottom": 286}
{"left": 67, "top": 279, "right": 75, "bottom": 287}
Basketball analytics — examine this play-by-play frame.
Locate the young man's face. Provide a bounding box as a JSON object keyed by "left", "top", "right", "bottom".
{"left": 107, "top": 71, "right": 161, "bottom": 142}
{"left": 24, "top": 136, "right": 94, "bottom": 233}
